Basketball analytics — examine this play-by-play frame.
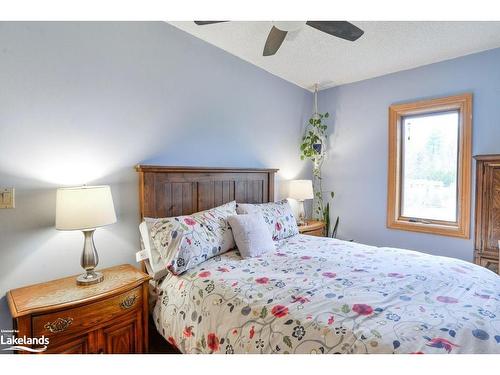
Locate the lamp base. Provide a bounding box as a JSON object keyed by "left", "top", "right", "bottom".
{"left": 76, "top": 271, "right": 104, "bottom": 286}
{"left": 297, "top": 200, "right": 307, "bottom": 226}
{"left": 77, "top": 229, "right": 104, "bottom": 286}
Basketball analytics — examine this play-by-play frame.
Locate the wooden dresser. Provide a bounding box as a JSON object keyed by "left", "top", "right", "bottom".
{"left": 299, "top": 220, "right": 326, "bottom": 237}
{"left": 473, "top": 155, "right": 500, "bottom": 274}
{"left": 7, "top": 264, "right": 151, "bottom": 354}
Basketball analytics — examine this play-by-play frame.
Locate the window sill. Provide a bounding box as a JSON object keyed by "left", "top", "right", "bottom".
{"left": 387, "top": 218, "right": 469, "bottom": 238}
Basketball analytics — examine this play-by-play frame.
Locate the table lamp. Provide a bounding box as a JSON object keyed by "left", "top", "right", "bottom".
{"left": 56, "top": 185, "right": 117, "bottom": 285}
{"left": 288, "top": 179, "right": 314, "bottom": 226}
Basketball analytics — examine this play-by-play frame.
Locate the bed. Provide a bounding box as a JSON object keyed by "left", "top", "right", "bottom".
{"left": 136, "top": 165, "right": 500, "bottom": 354}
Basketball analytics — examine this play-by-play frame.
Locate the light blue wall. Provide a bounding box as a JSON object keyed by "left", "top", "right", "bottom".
{"left": 0, "top": 22, "right": 311, "bottom": 333}
{"left": 318, "top": 47, "right": 500, "bottom": 261}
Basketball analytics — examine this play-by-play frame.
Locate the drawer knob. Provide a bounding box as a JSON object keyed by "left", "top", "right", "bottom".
{"left": 44, "top": 317, "right": 74, "bottom": 333}
{"left": 120, "top": 294, "right": 137, "bottom": 310}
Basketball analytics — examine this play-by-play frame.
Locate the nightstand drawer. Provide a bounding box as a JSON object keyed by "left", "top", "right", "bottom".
{"left": 298, "top": 220, "right": 326, "bottom": 237}
{"left": 32, "top": 286, "right": 142, "bottom": 339}
{"left": 304, "top": 228, "right": 325, "bottom": 237}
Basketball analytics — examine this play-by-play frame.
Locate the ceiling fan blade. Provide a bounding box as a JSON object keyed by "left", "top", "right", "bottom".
{"left": 306, "top": 21, "right": 364, "bottom": 41}
{"left": 263, "top": 26, "right": 288, "bottom": 56}
{"left": 194, "top": 21, "right": 228, "bottom": 25}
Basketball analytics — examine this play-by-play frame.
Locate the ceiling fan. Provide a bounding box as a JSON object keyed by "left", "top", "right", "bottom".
{"left": 194, "top": 21, "right": 364, "bottom": 56}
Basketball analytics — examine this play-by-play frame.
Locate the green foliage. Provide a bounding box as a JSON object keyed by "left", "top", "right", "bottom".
{"left": 323, "top": 199, "right": 340, "bottom": 238}
{"left": 324, "top": 202, "right": 330, "bottom": 230}
{"left": 428, "top": 170, "right": 455, "bottom": 187}
{"left": 300, "top": 112, "right": 340, "bottom": 238}
{"left": 300, "top": 112, "right": 329, "bottom": 161}
{"left": 405, "top": 126, "right": 457, "bottom": 187}
{"left": 331, "top": 216, "right": 340, "bottom": 238}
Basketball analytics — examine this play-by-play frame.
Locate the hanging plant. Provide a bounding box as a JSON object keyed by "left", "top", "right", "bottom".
{"left": 300, "top": 112, "right": 329, "bottom": 161}
{"left": 299, "top": 106, "right": 339, "bottom": 237}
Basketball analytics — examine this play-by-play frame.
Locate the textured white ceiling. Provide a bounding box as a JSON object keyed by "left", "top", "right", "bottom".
{"left": 169, "top": 21, "right": 500, "bottom": 91}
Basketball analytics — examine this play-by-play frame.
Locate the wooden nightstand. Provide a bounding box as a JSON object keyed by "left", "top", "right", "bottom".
{"left": 298, "top": 220, "right": 326, "bottom": 237}
{"left": 7, "top": 264, "right": 150, "bottom": 354}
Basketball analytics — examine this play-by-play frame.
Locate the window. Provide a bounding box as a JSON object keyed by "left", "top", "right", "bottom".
{"left": 387, "top": 94, "right": 472, "bottom": 238}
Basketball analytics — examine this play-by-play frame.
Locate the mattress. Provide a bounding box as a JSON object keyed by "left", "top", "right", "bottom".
{"left": 152, "top": 234, "right": 500, "bottom": 354}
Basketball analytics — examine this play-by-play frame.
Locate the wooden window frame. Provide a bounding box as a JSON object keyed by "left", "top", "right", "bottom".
{"left": 387, "top": 93, "right": 472, "bottom": 238}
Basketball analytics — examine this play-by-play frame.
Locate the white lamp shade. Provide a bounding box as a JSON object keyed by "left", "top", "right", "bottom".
{"left": 56, "top": 185, "right": 117, "bottom": 231}
{"left": 288, "top": 180, "right": 314, "bottom": 201}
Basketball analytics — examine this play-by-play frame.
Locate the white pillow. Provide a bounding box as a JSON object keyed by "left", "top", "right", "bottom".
{"left": 236, "top": 200, "right": 299, "bottom": 241}
{"left": 228, "top": 214, "right": 275, "bottom": 258}
{"left": 139, "top": 221, "right": 168, "bottom": 280}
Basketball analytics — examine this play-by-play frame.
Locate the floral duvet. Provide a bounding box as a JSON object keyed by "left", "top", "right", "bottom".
{"left": 152, "top": 234, "right": 500, "bottom": 354}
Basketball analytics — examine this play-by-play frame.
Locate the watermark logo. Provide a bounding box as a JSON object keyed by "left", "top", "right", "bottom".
{"left": 1, "top": 329, "right": 49, "bottom": 353}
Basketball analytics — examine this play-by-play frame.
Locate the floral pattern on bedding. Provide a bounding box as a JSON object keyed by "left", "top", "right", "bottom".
{"left": 236, "top": 200, "right": 298, "bottom": 240}
{"left": 147, "top": 201, "right": 236, "bottom": 275}
{"left": 152, "top": 234, "right": 500, "bottom": 354}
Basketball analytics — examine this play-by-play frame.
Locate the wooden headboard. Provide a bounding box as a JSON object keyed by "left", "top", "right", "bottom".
{"left": 135, "top": 165, "right": 279, "bottom": 219}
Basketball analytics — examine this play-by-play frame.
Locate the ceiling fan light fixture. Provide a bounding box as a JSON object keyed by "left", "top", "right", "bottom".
{"left": 272, "top": 21, "right": 306, "bottom": 32}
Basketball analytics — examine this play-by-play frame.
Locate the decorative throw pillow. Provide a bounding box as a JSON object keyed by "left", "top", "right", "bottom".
{"left": 236, "top": 199, "right": 299, "bottom": 240}
{"left": 227, "top": 214, "right": 275, "bottom": 258}
{"left": 145, "top": 201, "right": 236, "bottom": 275}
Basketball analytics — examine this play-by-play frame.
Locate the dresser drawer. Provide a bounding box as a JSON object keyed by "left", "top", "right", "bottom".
{"left": 477, "top": 256, "right": 499, "bottom": 274}
{"left": 32, "top": 286, "right": 142, "bottom": 339}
